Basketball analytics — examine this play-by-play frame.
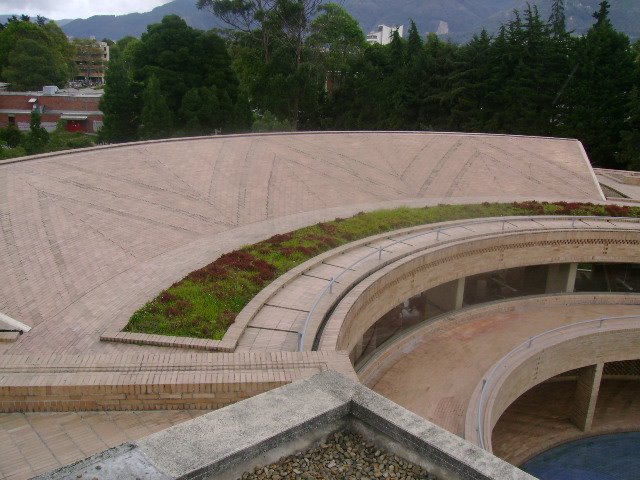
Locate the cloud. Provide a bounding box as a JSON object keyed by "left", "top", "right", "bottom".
{"left": 0, "top": 0, "right": 171, "bottom": 20}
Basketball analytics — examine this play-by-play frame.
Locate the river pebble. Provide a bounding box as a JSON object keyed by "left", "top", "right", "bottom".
{"left": 239, "top": 431, "right": 439, "bottom": 480}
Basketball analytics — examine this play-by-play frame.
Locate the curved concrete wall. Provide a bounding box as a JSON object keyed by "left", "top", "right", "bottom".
{"left": 318, "top": 229, "right": 640, "bottom": 355}
{"left": 464, "top": 322, "right": 640, "bottom": 451}
{"left": 356, "top": 293, "right": 640, "bottom": 387}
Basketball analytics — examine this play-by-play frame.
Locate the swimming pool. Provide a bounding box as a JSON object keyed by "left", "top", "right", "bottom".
{"left": 521, "top": 432, "right": 640, "bottom": 480}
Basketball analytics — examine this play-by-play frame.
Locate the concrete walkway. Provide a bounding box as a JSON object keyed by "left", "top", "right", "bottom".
{"left": 370, "top": 304, "right": 640, "bottom": 438}
{"left": 595, "top": 168, "right": 640, "bottom": 200}
{"left": 236, "top": 216, "right": 640, "bottom": 352}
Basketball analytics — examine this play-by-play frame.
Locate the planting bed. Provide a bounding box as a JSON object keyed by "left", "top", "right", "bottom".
{"left": 125, "top": 201, "right": 640, "bottom": 339}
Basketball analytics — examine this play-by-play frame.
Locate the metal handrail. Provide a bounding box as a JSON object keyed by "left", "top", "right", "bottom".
{"left": 296, "top": 215, "right": 640, "bottom": 351}
{"left": 0, "top": 312, "right": 31, "bottom": 333}
{"left": 475, "top": 314, "right": 640, "bottom": 450}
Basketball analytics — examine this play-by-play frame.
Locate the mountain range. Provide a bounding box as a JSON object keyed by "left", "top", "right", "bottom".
{"left": 2, "top": 0, "right": 639, "bottom": 42}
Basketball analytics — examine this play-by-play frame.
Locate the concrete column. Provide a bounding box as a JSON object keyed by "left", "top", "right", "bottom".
{"left": 424, "top": 279, "right": 465, "bottom": 315}
{"left": 566, "top": 263, "right": 578, "bottom": 293}
{"left": 546, "top": 263, "right": 578, "bottom": 293}
{"left": 353, "top": 336, "right": 365, "bottom": 364}
{"left": 571, "top": 362, "right": 604, "bottom": 432}
{"left": 455, "top": 277, "right": 465, "bottom": 310}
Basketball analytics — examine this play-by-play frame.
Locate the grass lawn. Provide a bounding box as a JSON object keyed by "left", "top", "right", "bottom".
{"left": 124, "top": 201, "right": 640, "bottom": 339}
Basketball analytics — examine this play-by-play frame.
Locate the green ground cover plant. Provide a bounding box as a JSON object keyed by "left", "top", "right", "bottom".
{"left": 124, "top": 201, "right": 640, "bottom": 339}
{"left": 0, "top": 121, "right": 95, "bottom": 160}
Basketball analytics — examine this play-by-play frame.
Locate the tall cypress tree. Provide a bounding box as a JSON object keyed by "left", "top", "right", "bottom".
{"left": 448, "top": 29, "right": 492, "bottom": 131}
{"left": 561, "top": 0, "right": 636, "bottom": 167}
{"left": 99, "top": 60, "right": 140, "bottom": 142}
{"left": 406, "top": 20, "right": 422, "bottom": 59}
{"left": 139, "top": 76, "right": 173, "bottom": 140}
{"left": 619, "top": 86, "right": 640, "bottom": 170}
{"left": 593, "top": 0, "right": 611, "bottom": 28}
{"left": 22, "top": 110, "right": 49, "bottom": 154}
{"left": 549, "top": 0, "right": 566, "bottom": 37}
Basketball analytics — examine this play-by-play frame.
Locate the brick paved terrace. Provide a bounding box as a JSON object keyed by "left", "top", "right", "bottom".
{"left": 0, "top": 132, "right": 629, "bottom": 479}
{"left": 0, "top": 132, "right": 604, "bottom": 355}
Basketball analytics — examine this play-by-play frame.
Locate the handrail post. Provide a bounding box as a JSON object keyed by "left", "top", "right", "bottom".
{"left": 378, "top": 246, "right": 383, "bottom": 260}
{"left": 436, "top": 229, "right": 441, "bottom": 241}
{"left": 329, "top": 277, "right": 334, "bottom": 293}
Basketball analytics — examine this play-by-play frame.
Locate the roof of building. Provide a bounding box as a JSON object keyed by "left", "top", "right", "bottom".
{"left": 0, "top": 88, "right": 103, "bottom": 98}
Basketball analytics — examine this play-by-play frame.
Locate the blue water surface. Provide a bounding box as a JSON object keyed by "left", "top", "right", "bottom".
{"left": 521, "top": 432, "right": 640, "bottom": 480}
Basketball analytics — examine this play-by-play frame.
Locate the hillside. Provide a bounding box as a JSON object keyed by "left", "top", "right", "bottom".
{"left": 59, "top": 2, "right": 224, "bottom": 40}
{"left": 2, "top": 0, "right": 639, "bottom": 41}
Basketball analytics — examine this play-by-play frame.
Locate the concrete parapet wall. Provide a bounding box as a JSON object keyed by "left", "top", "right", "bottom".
{"left": 465, "top": 321, "right": 640, "bottom": 451}
{"left": 0, "top": 351, "right": 356, "bottom": 413}
{"left": 357, "top": 293, "right": 640, "bottom": 387}
{"left": 37, "top": 371, "right": 535, "bottom": 480}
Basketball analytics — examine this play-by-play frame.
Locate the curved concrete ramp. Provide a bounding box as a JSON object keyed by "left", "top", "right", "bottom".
{"left": 0, "top": 132, "right": 603, "bottom": 354}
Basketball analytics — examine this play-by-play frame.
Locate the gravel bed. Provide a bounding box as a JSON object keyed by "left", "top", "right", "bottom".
{"left": 240, "top": 431, "right": 439, "bottom": 480}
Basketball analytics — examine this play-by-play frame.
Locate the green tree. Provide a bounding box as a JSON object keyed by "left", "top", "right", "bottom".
{"left": 448, "top": 29, "right": 493, "bottom": 131}
{"left": 618, "top": 86, "right": 640, "bottom": 169}
{"left": 181, "top": 86, "right": 221, "bottom": 135}
{"left": 133, "top": 16, "right": 237, "bottom": 111}
{"left": 22, "top": 110, "right": 49, "bottom": 154}
{"left": 99, "top": 59, "right": 140, "bottom": 142}
{"left": 560, "top": 0, "right": 636, "bottom": 167}
{"left": 0, "top": 18, "right": 73, "bottom": 89}
{"left": 415, "top": 33, "right": 459, "bottom": 130}
{"left": 200, "top": 0, "right": 325, "bottom": 129}
{"left": 133, "top": 16, "right": 240, "bottom": 131}
{"left": 139, "top": 76, "right": 173, "bottom": 140}
{"left": 197, "top": 0, "right": 278, "bottom": 62}
{"left": 499, "top": 5, "right": 565, "bottom": 136}
{"left": 308, "top": 3, "right": 366, "bottom": 87}
{"left": 231, "top": 93, "right": 254, "bottom": 131}
{"left": 0, "top": 124, "right": 23, "bottom": 148}
{"left": 42, "top": 21, "right": 76, "bottom": 75}
{"left": 3, "top": 38, "right": 69, "bottom": 90}
{"left": 109, "top": 36, "right": 139, "bottom": 65}
{"left": 549, "top": 0, "right": 566, "bottom": 37}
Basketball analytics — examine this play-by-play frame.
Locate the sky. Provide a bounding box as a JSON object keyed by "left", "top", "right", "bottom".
{"left": 0, "top": 0, "right": 172, "bottom": 20}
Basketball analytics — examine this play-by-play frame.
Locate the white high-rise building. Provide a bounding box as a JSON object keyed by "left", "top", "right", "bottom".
{"left": 366, "top": 24, "right": 404, "bottom": 45}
